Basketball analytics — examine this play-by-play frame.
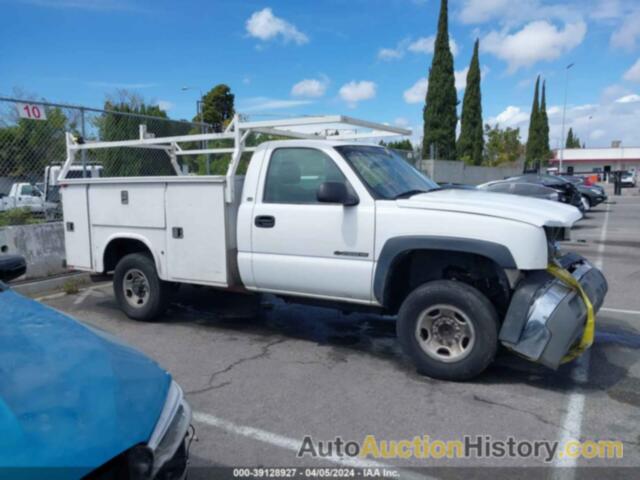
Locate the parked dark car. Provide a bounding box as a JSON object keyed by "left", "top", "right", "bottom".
{"left": 0, "top": 255, "right": 192, "bottom": 479}
{"left": 479, "top": 181, "right": 561, "bottom": 202}
{"left": 561, "top": 176, "right": 607, "bottom": 211}
{"left": 501, "top": 174, "right": 585, "bottom": 213}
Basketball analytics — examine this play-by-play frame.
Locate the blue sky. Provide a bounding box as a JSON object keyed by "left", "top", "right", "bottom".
{"left": 2, "top": 0, "right": 640, "bottom": 147}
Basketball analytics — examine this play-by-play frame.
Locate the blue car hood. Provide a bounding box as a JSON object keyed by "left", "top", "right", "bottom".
{"left": 0, "top": 288, "right": 170, "bottom": 475}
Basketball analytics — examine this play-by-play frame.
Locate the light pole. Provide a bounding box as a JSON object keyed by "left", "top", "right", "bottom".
{"left": 181, "top": 86, "right": 209, "bottom": 174}
{"left": 559, "top": 62, "right": 574, "bottom": 175}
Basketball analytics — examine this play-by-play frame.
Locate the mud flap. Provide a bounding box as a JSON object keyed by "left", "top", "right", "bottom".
{"left": 499, "top": 255, "right": 607, "bottom": 369}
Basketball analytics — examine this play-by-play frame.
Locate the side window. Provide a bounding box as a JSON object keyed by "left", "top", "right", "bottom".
{"left": 263, "top": 148, "right": 347, "bottom": 204}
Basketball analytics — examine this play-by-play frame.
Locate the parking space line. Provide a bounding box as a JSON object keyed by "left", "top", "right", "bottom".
{"left": 601, "top": 307, "right": 640, "bottom": 316}
{"left": 552, "top": 203, "right": 611, "bottom": 475}
{"left": 193, "top": 412, "right": 434, "bottom": 480}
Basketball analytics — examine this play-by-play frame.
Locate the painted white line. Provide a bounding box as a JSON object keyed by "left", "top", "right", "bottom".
{"left": 601, "top": 307, "right": 640, "bottom": 316}
{"left": 73, "top": 288, "right": 93, "bottom": 305}
{"left": 35, "top": 291, "right": 67, "bottom": 302}
{"left": 193, "top": 412, "right": 434, "bottom": 480}
{"left": 553, "top": 203, "right": 611, "bottom": 475}
{"left": 35, "top": 282, "right": 111, "bottom": 303}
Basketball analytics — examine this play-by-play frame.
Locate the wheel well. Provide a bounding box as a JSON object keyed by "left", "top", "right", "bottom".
{"left": 103, "top": 238, "right": 152, "bottom": 273}
{"left": 383, "top": 250, "right": 511, "bottom": 316}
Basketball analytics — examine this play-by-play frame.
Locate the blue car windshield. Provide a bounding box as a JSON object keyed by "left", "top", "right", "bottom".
{"left": 335, "top": 145, "right": 439, "bottom": 199}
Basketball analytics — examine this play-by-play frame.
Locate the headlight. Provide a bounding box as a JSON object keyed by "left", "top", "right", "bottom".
{"left": 549, "top": 192, "right": 559, "bottom": 201}
{"left": 147, "top": 380, "right": 192, "bottom": 477}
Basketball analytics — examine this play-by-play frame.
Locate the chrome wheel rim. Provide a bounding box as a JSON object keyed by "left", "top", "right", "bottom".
{"left": 123, "top": 268, "right": 150, "bottom": 308}
{"left": 581, "top": 196, "right": 590, "bottom": 211}
{"left": 415, "top": 304, "right": 476, "bottom": 363}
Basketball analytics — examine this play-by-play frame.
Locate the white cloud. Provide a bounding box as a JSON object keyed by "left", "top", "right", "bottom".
{"left": 459, "top": 0, "right": 510, "bottom": 24}
{"left": 394, "top": 117, "right": 410, "bottom": 127}
{"left": 590, "top": 0, "right": 625, "bottom": 21}
{"left": 624, "top": 58, "right": 640, "bottom": 82}
{"left": 239, "top": 97, "right": 313, "bottom": 112}
{"left": 459, "top": 0, "right": 580, "bottom": 27}
{"left": 156, "top": 100, "right": 173, "bottom": 111}
{"left": 407, "top": 35, "right": 459, "bottom": 56}
{"left": 403, "top": 78, "right": 428, "bottom": 104}
{"left": 339, "top": 81, "right": 377, "bottom": 107}
{"left": 488, "top": 82, "right": 640, "bottom": 148}
{"left": 483, "top": 20, "right": 587, "bottom": 72}
{"left": 488, "top": 106, "right": 530, "bottom": 127}
{"left": 378, "top": 47, "right": 404, "bottom": 61}
{"left": 246, "top": 8, "right": 308, "bottom": 45}
{"left": 610, "top": 9, "right": 640, "bottom": 50}
{"left": 455, "top": 68, "right": 469, "bottom": 91}
{"left": 291, "top": 77, "right": 329, "bottom": 97}
{"left": 615, "top": 94, "right": 640, "bottom": 103}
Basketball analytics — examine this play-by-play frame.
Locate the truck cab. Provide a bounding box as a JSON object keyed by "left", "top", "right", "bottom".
{"left": 59, "top": 115, "right": 608, "bottom": 380}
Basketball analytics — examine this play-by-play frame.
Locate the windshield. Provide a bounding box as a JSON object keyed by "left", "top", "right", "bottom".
{"left": 335, "top": 145, "right": 439, "bottom": 199}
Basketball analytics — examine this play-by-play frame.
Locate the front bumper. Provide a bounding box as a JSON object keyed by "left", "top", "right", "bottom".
{"left": 499, "top": 254, "right": 608, "bottom": 369}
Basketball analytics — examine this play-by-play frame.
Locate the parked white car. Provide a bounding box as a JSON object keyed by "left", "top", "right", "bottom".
{"left": 620, "top": 171, "right": 636, "bottom": 187}
{"left": 59, "top": 116, "right": 608, "bottom": 380}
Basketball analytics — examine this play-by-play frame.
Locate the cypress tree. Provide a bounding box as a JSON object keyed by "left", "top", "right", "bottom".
{"left": 458, "top": 39, "right": 484, "bottom": 165}
{"left": 422, "top": 0, "right": 458, "bottom": 160}
{"left": 540, "top": 80, "right": 550, "bottom": 164}
{"left": 566, "top": 128, "right": 574, "bottom": 148}
{"left": 526, "top": 76, "right": 541, "bottom": 168}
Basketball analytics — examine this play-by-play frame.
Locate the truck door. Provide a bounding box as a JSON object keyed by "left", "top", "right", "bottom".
{"left": 250, "top": 147, "right": 375, "bottom": 302}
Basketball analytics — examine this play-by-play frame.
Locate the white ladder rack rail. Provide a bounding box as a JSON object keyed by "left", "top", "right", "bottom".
{"left": 62, "top": 114, "right": 411, "bottom": 203}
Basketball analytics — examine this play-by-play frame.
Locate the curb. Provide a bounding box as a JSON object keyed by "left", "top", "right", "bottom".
{"left": 11, "top": 272, "right": 93, "bottom": 298}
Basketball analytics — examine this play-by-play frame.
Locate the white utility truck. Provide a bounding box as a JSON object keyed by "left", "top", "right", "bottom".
{"left": 59, "top": 115, "right": 607, "bottom": 380}
{"left": 0, "top": 182, "right": 45, "bottom": 213}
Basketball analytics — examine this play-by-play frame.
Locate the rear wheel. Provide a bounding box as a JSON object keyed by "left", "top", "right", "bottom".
{"left": 397, "top": 280, "right": 498, "bottom": 381}
{"left": 114, "top": 253, "right": 171, "bottom": 321}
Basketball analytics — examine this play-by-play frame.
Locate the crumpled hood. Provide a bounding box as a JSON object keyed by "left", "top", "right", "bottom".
{"left": 398, "top": 188, "right": 582, "bottom": 227}
{"left": 0, "top": 289, "right": 170, "bottom": 476}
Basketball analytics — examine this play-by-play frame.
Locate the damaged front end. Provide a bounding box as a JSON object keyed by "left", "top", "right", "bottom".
{"left": 499, "top": 253, "right": 608, "bottom": 369}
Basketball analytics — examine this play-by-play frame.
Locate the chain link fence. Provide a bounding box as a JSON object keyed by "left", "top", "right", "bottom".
{"left": 0, "top": 97, "right": 212, "bottom": 225}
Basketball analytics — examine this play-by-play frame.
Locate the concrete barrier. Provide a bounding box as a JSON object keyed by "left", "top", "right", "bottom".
{"left": 0, "top": 222, "right": 66, "bottom": 280}
{"left": 418, "top": 159, "right": 525, "bottom": 185}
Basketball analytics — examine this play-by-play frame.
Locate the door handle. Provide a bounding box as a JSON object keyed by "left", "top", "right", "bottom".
{"left": 255, "top": 215, "right": 275, "bottom": 228}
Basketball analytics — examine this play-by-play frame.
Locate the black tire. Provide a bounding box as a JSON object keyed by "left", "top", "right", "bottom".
{"left": 397, "top": 280, "right": 498, "bottom": 381}
{"left": 113, "top": 253, "right": 171, "bottom": 321}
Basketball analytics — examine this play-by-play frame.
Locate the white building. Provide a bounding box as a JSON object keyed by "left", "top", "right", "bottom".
{"left": 550, "top": 146, "right": 640, "bottom": 175}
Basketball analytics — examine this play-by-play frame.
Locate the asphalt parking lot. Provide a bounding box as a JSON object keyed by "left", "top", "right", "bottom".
{"left": 38, "top": 185, "right": 640, "bottom": 478}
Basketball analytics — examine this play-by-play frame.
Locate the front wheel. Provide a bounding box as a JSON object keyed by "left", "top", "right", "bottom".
{"left": 113, "top": 253, "right": 172, "bottom": 321}
{"left": 580, "top": 195, "right": 591, "bottom": 212}
{"left": 397, "top": 280, "right": 498, "bottom": 381}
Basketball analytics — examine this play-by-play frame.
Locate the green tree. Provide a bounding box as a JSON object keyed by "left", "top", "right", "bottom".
{"left": 0, "top": 107, "right": 68, "bottom": 180}
{"left": 457, "top": 39, "right": 484, "bottom": 165}
{"left": 566, "top": 128, "right": 574, "bottom": 148}
{"left": 484, "top": 124, "right": 524, "bottom": 166}
{"left": 526, "top": 76, "right": 542, "bottom": 169}
{"left": 198, "top": 84, "right": 235, "bottom": 132}
{"left": 94, "top": 92, "right": 185, "bottom": 176}
{"left": 540, "top": 80, "right": 550, "bottom": 162}
{"left": 422, "top": 0, "right": 458, "bottom": 160}
{"left": 565, "top": 127, "right": 582, "bottom": 148}
{"left": 379, "top": 139, "right": 414, "bottom": 151}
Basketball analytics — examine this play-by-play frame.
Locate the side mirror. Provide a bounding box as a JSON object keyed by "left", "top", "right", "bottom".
{"left": 0, "top": 255, "right": 27, "bottom": 283}
{"left": 317, "top": 182, "right": 359, "bottom": 206}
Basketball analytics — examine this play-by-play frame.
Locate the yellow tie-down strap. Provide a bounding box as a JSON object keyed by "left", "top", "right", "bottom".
{"left": 547, "top": 263, "right": 595, "bottom": 363}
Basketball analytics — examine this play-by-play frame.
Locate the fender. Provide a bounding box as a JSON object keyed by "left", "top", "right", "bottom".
{"left": 97, "top": 233, "right": 164, "bottom": 277}
{"left": 373, "top": 236, "right": 517, "bottom": 306}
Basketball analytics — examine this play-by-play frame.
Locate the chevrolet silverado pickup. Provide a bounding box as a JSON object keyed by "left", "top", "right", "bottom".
{"left": 59, "top": 115, "right": 608, "bottom": 380}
